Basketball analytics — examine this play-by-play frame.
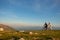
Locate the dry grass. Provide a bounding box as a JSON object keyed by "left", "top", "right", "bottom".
{"left": 0, "top": 30, "right": 60, "bottom": 40}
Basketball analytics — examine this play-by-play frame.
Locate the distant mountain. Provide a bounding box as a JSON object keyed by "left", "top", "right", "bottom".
{"left": 0, "top": 24, "right": 16, "bottom": 31}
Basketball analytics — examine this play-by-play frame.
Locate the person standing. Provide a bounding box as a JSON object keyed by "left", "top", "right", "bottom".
{"left": 44, "top": 22, "right": 48, "bottom": 30}
{"left": 48, "top": 22, "right": 52, "bottom": 30}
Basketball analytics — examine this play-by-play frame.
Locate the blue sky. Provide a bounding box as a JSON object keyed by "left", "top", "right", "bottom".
{"left": 0, "top": 0, "right": 60, "bottom": 26}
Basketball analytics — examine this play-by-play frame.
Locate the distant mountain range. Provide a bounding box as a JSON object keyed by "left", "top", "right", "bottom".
{"left": 0, "top": 24, "right": 16, "bottom": 31}
{"left": 0, "top": 24, "right": 60, "bottom": 31}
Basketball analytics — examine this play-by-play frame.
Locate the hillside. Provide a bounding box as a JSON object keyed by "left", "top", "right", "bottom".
{"left": 0, "top": 24, "right": 16, "bottom": 31}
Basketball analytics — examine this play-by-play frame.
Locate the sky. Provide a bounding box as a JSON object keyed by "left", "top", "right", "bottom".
{"left": 0, "top": 0, "right": 60, "bottom": 27}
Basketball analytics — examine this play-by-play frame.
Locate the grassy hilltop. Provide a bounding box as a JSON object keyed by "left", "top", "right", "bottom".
{"left": 0, "top": 30, "right": 60, "bottom": 40}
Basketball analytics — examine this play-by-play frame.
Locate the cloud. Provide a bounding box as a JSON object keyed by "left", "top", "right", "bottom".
{"left": 8, "top": 0, "right": 20, "bottom": 5}
{"left": 8, "top": 0, "right": 41, "bottom": 13}
{"left": 5, "top": 23, "right": 40, "bottom": 27}
{"left": 32, "top": 0, "right": 59, "bottom": 13}
{"left": 49, "top": 0, "right": 59, "bottom": 8}
{"left": 0, "top": 10, "right": 18, "bottom": 19}
{"left": 0, "top": 11, "right": 19, "bottom": 25}
{"left": 8, "top": 0, "right": 27, "bottom": 7}
{"left": 45, "top": 0, "right": 59, "bottom": 9}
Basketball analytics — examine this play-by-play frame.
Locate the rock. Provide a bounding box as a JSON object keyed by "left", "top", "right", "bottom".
{"left": 19, "top": 38, "right": 25, "bottom": 40}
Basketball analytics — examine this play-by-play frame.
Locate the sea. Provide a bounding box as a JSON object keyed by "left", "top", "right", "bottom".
{"left": 11, "top": 26, "right": 60, "bottom": 30}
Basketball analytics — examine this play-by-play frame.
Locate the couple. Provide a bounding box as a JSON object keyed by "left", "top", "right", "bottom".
{"left": 44, "top": 22, "right": 52, "bottom": 30}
